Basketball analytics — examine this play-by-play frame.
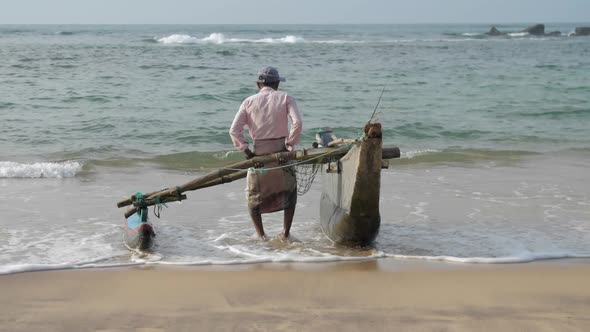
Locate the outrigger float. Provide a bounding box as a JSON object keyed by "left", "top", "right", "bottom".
{"left": 117, "top": 122, "right": 399, "bottom": 249}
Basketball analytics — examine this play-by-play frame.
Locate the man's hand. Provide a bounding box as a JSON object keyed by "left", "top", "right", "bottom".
{"left": 244, "top": 148, "right": 256, "bottom": 160}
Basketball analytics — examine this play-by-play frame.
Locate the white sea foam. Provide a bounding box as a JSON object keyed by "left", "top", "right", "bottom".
{"left": 313, "top": 40, "right": 363, "bottom": 44}
{"left": 157, "top": 33, "right": 305, "bottom": 45}
{"left": 255, "top": 35, "right": 304, "bottom": 44}
{"left": 155, "top": 34, "right": 547, "bottom": 46}
{"left": 508, "top": 32, "right": 529, "bottom": 37}
{"left": 0, "top": 161, "right": 82, "bottom": 178}
{"left": 0, "top": 255, "right": 128, "bottom": 275}
{"left": 202, "top": 32, "right": 227, "bottom": 44}
{"left": 3, "top": 251, "right": 588, "bottom": 275}
{"left": 386, "top": 252, "right": 590, "bottom": 264}
{"left": 401, "top": 149, "right": 440, "bottom": 159}
{"left": 157, "top": 34, "right": 201, "bottom": 44}
{"left": 213, "top": 233, "right": 230, "bottom": 242}
{"left": 0, "top": 252, "right": 386, "bottom": 275}
{"left": 0, "top": 263, "right": 80, "bottom": 275}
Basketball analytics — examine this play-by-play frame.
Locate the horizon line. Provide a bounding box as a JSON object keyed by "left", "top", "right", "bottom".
{"left": 1, "top": 21, "right": 589, "bottom": 26}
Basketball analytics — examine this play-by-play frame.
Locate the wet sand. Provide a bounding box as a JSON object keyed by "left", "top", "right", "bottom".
{"left": 2, "top": 260, "right": 590, "bottom": 331}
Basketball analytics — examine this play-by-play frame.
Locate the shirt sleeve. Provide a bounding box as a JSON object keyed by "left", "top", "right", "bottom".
{"left": 285, "top": 96, "right": 302, "bottom": 151}
{"left": 229, "top": 102, "right": 250, "bottom": 151}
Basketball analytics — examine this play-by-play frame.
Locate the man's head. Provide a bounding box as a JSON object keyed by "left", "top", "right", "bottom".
{"left": 256, "top": 66, "right": 285, "bottom": 90}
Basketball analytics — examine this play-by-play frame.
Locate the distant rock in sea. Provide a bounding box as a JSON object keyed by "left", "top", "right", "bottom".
{"left": 574, "top": 27, "right": 590, "bottom": 36}
{"left": 545, "top": 31, "right": 562, "bottom": 36}
{"left": 486, "top": 26, "right": 504, "bottom": 36}
{"left": 485, "top": 24, "right": 561, "bottom": 37}
{"left": 522, "top": 24, "right": 545, "bottom": 36}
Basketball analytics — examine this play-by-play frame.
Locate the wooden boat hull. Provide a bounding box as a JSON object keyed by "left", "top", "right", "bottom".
{"left": 124, "top": 212, "right": 155, "bottom": 250}
{"left": 320, "top": 126, "right": 382, "bottom": 246}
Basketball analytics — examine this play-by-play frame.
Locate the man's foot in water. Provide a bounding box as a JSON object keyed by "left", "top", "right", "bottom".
{"left": 280, "top": 232, "right": 300, "bottom": 243}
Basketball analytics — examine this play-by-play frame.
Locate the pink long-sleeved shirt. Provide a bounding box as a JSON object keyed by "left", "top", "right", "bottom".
{"left": 229, "top": 86, "right": 302, "bottom": 152}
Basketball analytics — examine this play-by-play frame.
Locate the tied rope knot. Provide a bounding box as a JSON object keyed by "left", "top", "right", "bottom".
{"left": 135, "top": 192, "right": 148, "bottom": 222}
{"left": 248, "top": 166, "right": 268, "bottom": 174}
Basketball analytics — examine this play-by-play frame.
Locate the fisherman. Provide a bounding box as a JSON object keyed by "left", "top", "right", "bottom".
{"left": 229, "top": 66, "right": 303, "bottom": 240}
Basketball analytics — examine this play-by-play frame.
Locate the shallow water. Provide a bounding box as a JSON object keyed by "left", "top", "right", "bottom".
{"left": 1, "top": 24, "right": 589, "bottom": 274}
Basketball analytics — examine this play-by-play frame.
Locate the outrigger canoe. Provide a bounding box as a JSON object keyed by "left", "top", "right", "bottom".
{"left": 118, "top": 122, "right": 398, "bottom": 249}
{"left": 319, "top": 123, "right": 385, "bottom": 246}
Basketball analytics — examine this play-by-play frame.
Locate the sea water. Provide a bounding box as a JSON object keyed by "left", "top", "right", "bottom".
{"left": 1, "top": 24, "right": 589, "bottom": 274}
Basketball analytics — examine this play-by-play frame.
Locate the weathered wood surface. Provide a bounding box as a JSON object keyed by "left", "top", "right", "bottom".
{"left": 319, "top": 123, "right": 383, "bottom": 245}
{"left": 117, "top": 146, "right": 355, "bottom": 217}
{"left": 122, "top": 170, "right": 246, "bottom": 218}
{"left": 117, "top": 140, "right": 399, "bottom": 220}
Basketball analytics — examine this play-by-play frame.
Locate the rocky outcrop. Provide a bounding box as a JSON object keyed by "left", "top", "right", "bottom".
{"left": 545, "top": 31, "right": 562, "bottom": 36}
{"left": 485, "top": 24, "right": 561, "bottom": 37}
{"left": 486, "top": 26, "right": 504, "bottom": 36}
{"left": 575, "top": 27, "right": 590, "bottom": 36}
{"left": 522, "top": 24, "right": 545, "bottom": 35}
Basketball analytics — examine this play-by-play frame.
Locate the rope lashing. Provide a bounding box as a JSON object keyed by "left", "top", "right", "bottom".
{"left": 135, "top": 192, "right": 149, "bottom": 222}
{"left": 153, "top": 196, "right": 167, "bottom": 218}
{"left": 175, "top": 186, "right": 184, "bottom": 201}
{"left": 248, "top": 167, "right": 269, "bottom": 174}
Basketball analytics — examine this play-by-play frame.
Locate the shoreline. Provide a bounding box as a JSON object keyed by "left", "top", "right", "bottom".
{"left": 3, "top": 259, "right": 590, "bottom": 331}
{"left": 3, "top": 254, "right": 590, "bottom": 276}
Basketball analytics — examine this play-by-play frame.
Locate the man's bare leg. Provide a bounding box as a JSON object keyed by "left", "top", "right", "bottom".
{"left": 282, "top": 206, "right": 295, "bottom": 239}
{"left": 249, "top": 209, "right": 265, "bottom": 239}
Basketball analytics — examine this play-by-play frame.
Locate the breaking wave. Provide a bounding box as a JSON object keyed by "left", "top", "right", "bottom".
{"left": 0, "top": 161, "right": 83, "bottom": 178}
{"left": 394, "top": 148, "right": 541, "bottom": 165}
{"left": 157, "top": 33, "right": 304, "bottom": 44}
{"left": 507, "top": 32, "right": 529, "bottom": 37}
{"left": 64, "top": 147, "right": 543, "bottom": 171}
{"left": 154, "top": 32, "right": 572, "bottom": 45}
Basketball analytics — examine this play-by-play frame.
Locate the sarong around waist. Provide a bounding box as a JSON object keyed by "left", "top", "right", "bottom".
{"left": 246, "top": 138, "right": 297, "bottom": 214}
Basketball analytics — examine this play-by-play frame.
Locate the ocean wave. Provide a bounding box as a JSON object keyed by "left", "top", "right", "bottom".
{"left": 3, "top": 252, "right": 589, "bottom": 275}
{"left": 0, "top": 161, "right": 83, "bottom": 178}
{"left": 62, "top": 95, "right": 114, "bottom": 103}
{"left": 0, "top": 256, "right": 136, "bottom": 275}
{"left": 57, "top": 148, "right": 242, "bottom": 170}
{"left": 0, "top": 252, "right": 387, "bottom": 275}
{"left": 516, "top": 108, "right": 590, "bottom": 119}
{"left": 156, "top": 33, "right": 304, "bottom": 45}
{"left": 0, "top": 102, "right": 17, "bottom": 109}
{"left": 386, "top": 252, "right": 590, "bottom": 264}
{"left": 153, "top": 33, "right": 570, "bottom": 46}
{"left": 71, "top": 146, "right": 544, "bottom": 171}
{"left": 507, "top": 32, "right": 529, "bottom": 37}
{"left": 42, "top": 144, "right": 556, "bottom": 171}
{"left": 462, "top": 32, "right": 483, "bottom": 37}
{"left": 400, "top": 149, "right": 441, "bottom": 159}
{"left": 445, "top": 31, "right": 569, "bottom": 40}
{"left": 148, "top": 150, "right": 244, "bottom": 170}
{"left": 441, "top": 32, "right": 486, "bottom": 39}
{"left": 312, "top": 39, "right": 367, "bottom": 44}
{"left": 394, "top": 147, "right": 541, "bottom": 165}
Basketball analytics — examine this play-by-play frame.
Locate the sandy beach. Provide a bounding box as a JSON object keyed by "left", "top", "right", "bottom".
{"left": 3, "top": 24, "right": 590, "bottom": 332}
{"left": 2, "top": 260, "right": 590, "bottom": 331}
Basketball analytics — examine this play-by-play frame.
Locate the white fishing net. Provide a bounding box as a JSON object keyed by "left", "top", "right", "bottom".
{"left": 294, "top": 162, "right": 321, "bottom": 196}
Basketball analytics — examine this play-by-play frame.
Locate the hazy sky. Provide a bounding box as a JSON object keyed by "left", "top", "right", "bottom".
{"left": 2, "top": 0, "right": 589, "bottom": 24}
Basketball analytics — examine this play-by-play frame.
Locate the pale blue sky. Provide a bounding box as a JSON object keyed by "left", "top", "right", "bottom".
{"left": 1, "top": 0, "right": 589, "bottom": 24}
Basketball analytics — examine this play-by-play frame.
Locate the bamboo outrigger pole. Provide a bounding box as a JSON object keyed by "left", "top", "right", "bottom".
{"left": 116, "top": 145, "right": 400, "bottom": 218}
